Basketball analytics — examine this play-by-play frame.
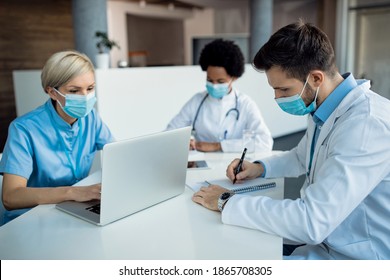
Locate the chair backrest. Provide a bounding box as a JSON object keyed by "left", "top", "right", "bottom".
{"left": 0, "top": 153, "right": 5, "bottom": 226}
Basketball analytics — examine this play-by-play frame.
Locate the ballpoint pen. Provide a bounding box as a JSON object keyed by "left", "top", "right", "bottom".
{"left": 233, "top": 148, "right": 247, "bottom": 184}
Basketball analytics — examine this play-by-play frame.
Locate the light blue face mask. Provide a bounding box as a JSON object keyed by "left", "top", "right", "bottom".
{"left": 54, "top": 88, "right": 96, "bottom": 119}
{"left": 275, "top": 76, "right": 319, "bottom": 116}
{"left": 206, "top": 80, "right": 231, "bottom": 99}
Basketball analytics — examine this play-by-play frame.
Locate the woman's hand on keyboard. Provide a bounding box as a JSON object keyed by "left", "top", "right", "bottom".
{"left": 69, "top": 183, "right": 101, "bottom": 202}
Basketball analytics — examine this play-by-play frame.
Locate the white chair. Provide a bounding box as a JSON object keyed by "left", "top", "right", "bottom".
{"left": 0, "top": 153, "right": 5, "bottom": 226}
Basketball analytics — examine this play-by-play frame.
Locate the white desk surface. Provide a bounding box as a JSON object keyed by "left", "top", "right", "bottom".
{"left": 0, "top": 152, "right": 283, "bottom": 260}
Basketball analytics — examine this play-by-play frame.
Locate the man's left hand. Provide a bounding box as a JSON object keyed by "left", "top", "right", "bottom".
{"left": 192, "top": 184, "right": 228, "bottom": 211}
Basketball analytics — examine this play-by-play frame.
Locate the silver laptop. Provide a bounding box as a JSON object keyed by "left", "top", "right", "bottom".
{"left": 56, "top": 126, "right": 191, "bottom": 226}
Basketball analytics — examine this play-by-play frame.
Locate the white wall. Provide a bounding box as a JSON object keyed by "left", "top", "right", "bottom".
{"left": 107, "top": 1, "right": 214, "bottom": 67}
{"left": 13, "top": 65, "right": 307, "bottom": 141}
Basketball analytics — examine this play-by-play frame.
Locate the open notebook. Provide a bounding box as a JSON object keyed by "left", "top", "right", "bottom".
{"left": 187, "top": 177, "right": 276, "bottom": 194}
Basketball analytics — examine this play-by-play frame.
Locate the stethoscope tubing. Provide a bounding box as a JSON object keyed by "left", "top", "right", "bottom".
{"left": 192, "top": 92, "right": 239, "bottom": 135}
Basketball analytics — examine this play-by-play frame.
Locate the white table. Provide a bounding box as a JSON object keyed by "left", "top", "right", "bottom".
{"left": 0, "top": 152, "right": 283, "bottom": 260}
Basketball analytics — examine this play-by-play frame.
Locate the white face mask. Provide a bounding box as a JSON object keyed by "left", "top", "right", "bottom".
{"left": 54, "top": 88, "right": 96, "bottom": 118}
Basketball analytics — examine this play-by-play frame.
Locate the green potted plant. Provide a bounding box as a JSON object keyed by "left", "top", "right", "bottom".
{"left": 95, "top": 31, "right": 120, "bottom": 69}
{"left": 95, "top": 31, "right": 120, "bottom": 53}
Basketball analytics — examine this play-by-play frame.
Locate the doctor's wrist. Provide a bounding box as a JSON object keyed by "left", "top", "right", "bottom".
{"left": 253, "top": 161, "right": 266, "bottom": 178}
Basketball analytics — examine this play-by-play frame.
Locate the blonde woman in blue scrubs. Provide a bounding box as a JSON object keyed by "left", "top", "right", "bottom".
{"left": 0, "top": 50, "right": 114, "bottom": 224}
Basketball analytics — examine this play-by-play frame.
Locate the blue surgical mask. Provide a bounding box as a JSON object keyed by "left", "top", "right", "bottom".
{"left": 206, "top": 80, "right": 231, "bottom": 99}
{"left": 54, "top": 88, "right": 96, "bottom": 118}
{"left": 275, "top": 76, "right": 319, "bottom": 116}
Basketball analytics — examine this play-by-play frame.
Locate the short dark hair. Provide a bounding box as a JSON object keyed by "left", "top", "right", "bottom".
{"left": 253, "top": 20, "right": 337, "bottom": 82}
{"left": 199, "top": 39, "right": 245, "bottom": 78}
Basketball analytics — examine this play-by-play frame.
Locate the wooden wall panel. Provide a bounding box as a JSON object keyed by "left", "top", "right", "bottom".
{"left": 0, "top": 0, "right": 74, "bottom": 152}
{"left": 318, "top": 0, "right": 337, "bottom": 48}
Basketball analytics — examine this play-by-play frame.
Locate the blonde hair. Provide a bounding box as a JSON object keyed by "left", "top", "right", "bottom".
{"left": 41, "top": 50, "right": 94, "bottom": 93}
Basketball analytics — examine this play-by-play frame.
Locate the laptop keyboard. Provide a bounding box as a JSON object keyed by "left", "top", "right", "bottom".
{"left": 86, "top": 203, "right": 101, "bottom": 214}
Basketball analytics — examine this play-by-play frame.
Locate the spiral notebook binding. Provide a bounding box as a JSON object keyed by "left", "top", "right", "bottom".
{"left": 232, "top": 182, "right": 276, "bottom": 194}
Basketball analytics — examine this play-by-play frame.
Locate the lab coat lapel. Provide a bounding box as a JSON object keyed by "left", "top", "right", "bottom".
{"left": 308, "top": 85, "right": 366, "bottom": 181}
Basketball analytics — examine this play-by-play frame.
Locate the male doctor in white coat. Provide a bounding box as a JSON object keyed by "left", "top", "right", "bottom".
{"left": 192, "top": 20, "right": 390, "bottom": 260}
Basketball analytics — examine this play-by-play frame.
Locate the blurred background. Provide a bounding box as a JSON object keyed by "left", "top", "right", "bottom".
{"left": 1, "top": 0, "right": 389, "bottom": 153}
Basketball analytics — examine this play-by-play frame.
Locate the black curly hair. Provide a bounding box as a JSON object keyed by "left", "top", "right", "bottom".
{"left": 199, "top": 39, "right": 245, "bottom": 78}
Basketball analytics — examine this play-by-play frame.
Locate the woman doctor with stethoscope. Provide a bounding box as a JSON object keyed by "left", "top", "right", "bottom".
{"left": 167, "top": 39, "right": 273, "bottom": 153}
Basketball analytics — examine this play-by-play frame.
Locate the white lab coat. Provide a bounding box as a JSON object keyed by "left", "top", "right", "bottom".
{"left": 222, "top": 80, "right": 390, "bottom": 259}
{"left": 166, "top": 88, "right": 273, "bottom": 153}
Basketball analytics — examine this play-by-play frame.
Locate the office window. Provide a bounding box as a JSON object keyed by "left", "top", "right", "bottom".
{"left": 343, "top": 0, "right": 390, "bottom": 99}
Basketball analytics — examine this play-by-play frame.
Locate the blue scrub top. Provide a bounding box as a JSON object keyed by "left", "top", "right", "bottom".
{"left": 0, "top": 99, "right": 114, "bottom": 223}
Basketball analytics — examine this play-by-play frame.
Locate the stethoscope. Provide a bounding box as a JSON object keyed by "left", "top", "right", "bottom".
{"left": 192, "top": 91, "right": 240, "bottom": 138}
